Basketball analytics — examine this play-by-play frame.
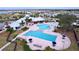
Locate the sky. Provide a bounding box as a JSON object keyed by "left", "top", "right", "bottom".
{"left": 0, "top": 0, "right": 79, "bottom": 7}
{"left": 0, "top": 7, "right": 79, "bottom": 10}
{"left": 0, "top": 0, "right": 79, "bottom": 10}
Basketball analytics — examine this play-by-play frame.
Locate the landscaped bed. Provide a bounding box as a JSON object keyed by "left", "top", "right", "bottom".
{"left": 57, "top": 29, "right": 79, "bottom": 51}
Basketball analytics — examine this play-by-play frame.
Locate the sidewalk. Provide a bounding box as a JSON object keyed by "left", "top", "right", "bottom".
{"left": 0, "top": 38, "right": 17, "bottom": 51}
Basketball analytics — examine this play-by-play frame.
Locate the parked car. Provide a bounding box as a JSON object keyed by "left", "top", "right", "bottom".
{"left": 72, "top": 20, "right": 79, "bottom": 27}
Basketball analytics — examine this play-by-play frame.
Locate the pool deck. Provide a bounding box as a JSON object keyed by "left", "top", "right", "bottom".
{"left": 27, "top": 22, "right": 58, "bottom": 31}
{"left": 17, "top": 31, "right": 71, "bottom": 50}
{"left": 17, "top": 22, "right": 71, "bottom": 50}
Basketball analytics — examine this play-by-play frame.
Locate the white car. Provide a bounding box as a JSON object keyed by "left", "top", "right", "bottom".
{"left": 72, "top": 22, "right": 79, "bottom": 26}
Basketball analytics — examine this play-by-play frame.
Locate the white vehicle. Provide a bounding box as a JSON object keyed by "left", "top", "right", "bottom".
{"left": 72, "top": 20, "right": 79, "bottom": 26}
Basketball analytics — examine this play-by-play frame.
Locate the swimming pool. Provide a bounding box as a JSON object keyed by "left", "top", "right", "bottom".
{"left": 23, "top": 31, "right": 57, "bottom": 42}
{"left": 37, "top": 24, "right": 50, "bottom": 30}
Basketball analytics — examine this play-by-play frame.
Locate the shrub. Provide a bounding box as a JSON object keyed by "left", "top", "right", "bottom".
{"left": 22, "top": 40, "right": 32, "bottom": 51}
{"left": 21, "top": 27, "right": 29, "bottom": 31}
{"left": 23, "top": 44, "right": 32, "bottom": 51}
{"left": 44, "top": 46, "right": 55, "bottom": 51}
{"left": 13, "top": 34, "right": 18, "bottom": 38}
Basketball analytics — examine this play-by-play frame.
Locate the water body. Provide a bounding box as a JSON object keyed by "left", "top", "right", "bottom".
{"left": 0, "top": 11, "right": 14, "bottom": 14}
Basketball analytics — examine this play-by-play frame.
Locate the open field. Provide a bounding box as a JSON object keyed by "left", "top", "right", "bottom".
{"left": 0, "top": 13, "right": 25, "bottom": 22}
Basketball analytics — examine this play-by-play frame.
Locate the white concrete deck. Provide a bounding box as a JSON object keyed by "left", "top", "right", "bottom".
{"left": 27, "top": 22, "right": 59, "bottom": 32}
{"left": 17, "top": 29, "right": 71, "bottom": 50}
{"left": 18, "top": 22, "right": 71, "bottom": 50}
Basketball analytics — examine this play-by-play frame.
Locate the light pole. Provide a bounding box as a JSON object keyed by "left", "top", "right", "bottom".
{"left": 62, "top": 34, "right": 66, "bottom": 49}
{"left": 62, "top": 39, "right": 65, "bottom": 49}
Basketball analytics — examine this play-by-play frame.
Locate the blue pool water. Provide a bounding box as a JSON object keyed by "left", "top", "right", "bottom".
{"left": 37, "top": 24, "right": 50, "bottom": 30}
{"left": 23, "top": 31, "right": 57, "bottom": 42}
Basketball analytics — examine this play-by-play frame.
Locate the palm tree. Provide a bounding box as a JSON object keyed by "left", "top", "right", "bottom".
{"left": 25, "top": 18, "right": 32, "bottom": 22}
{"left": 25, "top": 18, "right": 32, "bottom": 25}
{"left": 21, "top": 40, "right": 32, "bottom": 51}
{"left": 13, "top": 41, "right": 17, "bottom": 51}
{"left": 20, "top": 20, "right": 25, "bottom": 26}
{"left": 11, "top": 38, "right": 18, "bottom": 51}
{"left": 6, "top": 27, "right": 14, "bottom": 42}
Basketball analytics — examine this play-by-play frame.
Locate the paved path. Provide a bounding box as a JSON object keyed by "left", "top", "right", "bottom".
{"left": 0, "top": 25, "right": 30, "bottom": 51}
{"left": 0, "top": 38, "right": 16, "bottom": 51}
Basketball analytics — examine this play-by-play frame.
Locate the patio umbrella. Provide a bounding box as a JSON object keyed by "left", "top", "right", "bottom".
{"left": 52, "top": 42, "right": 56, "bottom": 47}
{"left": 29, "top": 38, "right": 32, "bottom": 43}
{"left": 62, "top": 34, "right": 66, "bottom": 39}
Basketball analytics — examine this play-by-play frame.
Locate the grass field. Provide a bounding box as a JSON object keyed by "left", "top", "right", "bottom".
{"left": 1, "top": 27, "right": 29, "bottom": 51}
{"left": 0, "top": 32, "right": 10, "bottom": 48}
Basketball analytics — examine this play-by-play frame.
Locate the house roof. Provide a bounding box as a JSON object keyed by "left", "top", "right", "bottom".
{"left": 29, "top": 17, "right": 45, "bottom": 21}
{"left": 25, "top": 14, "right": 30, "bottom": 17}
{"left": 9, "top": 17, "right": 26, "bottom": 27}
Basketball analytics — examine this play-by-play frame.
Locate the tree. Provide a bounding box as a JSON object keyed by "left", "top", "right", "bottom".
{"left": 56, "top": 14, "right": 77, "bottom": 31}
{"left": 0, "top": 16, "right": 2, "bottom": 19}
{"left": 34, "top": 13, "right": 39, "bottom": 17}
{"left": 6, "top": 27, "right": 14, "bottom": 33}
{"left": 13, "top": 38, "right": 20, "bottom": 51}
{"left": 25, "top": 18, "right": 29, "bottom": 25}
{"left": 30, "top": 13, "right": 39, "bottom": 17}
{"left": 13, "top": 41, "right": 17, "bottom": 51}
{"left": 25, "top": 18, "right": 32, "bottom": 22}
{"left": 6, "top": 27, "right": 15, "bottom": 42}
{"left": 13, "top": 16, "right": 18, "bottom": 20}
{"left": 18, "top": 15, "right": 24, "bottom": 18}
{"left": 22, "top": 40, "right": 32, "bottom": 51}
{"left": 25, "top": 18, "right": 32, "bottom": 23}
{"left": 44, "top": 46, "right": 55, "bottom": 51}
{"left": 20, "top": 20, "right": 25, "bottom": 26}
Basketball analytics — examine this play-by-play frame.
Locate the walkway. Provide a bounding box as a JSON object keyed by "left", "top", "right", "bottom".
{"left": 0, "top": 26, "right": 30, "bottom": 51}
{"left": 0, "top": 38, "right": 16, "bottom": 51}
